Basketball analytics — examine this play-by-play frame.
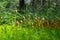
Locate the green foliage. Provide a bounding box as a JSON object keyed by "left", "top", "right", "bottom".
{"left": 0, "top": 25, "right": 60, "bottom": 40}
{"left": 0, "top": 0, "right": 60, "bottom": 40}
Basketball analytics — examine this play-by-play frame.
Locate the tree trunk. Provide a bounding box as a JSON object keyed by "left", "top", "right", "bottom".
{"left": 48, "top": 0, "right": 50, "bottom": 8}
{"left": 19, "top": 0, "right": 25, "bottom": 13}
{"left": 31, "top": 0, "right": 35, "bottom": 13}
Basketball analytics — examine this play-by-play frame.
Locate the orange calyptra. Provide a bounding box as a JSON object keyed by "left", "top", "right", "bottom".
{"left": 22, "top": 16, "right": 26, "bottom": 21}
{"left": 16, "top": 21, "right": 20, "bottom": 26}
{"left": 46, "top": 20, "right": 49, "bottom": 28}
{"left": 20, "top": 20, "right": 23, "bottom": 24}
{"left": 41, "top": 18, "right": 45, "bottom": 28}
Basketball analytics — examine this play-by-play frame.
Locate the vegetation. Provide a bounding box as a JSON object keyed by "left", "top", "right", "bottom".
{"left": 0, "top": 24, "right": 60, "bottom": 40}
{"left": 0, "top": 0, "right": 60, "bottom": 40}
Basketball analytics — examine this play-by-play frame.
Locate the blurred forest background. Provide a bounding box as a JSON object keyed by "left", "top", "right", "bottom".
{"left": 0, "top": 0, "right": 60, "bottom": 25}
